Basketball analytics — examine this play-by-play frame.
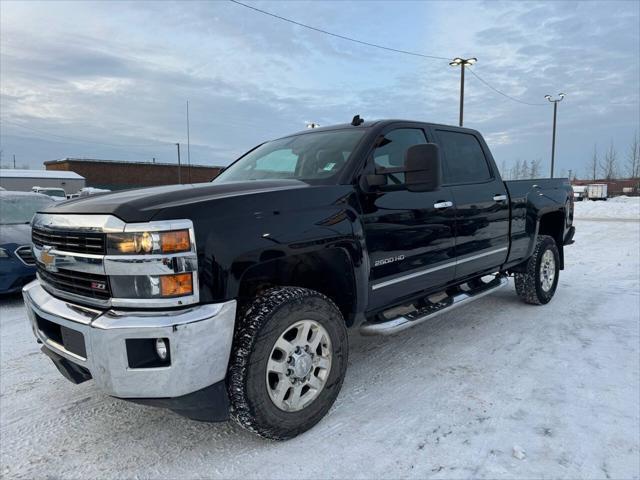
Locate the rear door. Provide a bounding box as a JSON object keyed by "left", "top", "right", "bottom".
{"left": 359, "top": 126, "right": 457, "bottom": 310}
{"left": 430, "top": 127, "right": 509, "bottom": 279}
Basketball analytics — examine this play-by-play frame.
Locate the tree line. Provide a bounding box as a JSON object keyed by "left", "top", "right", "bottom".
{"left": 500, "top": 131, "right": 640, "bottom": 181}
{"left": 500, "top": 158, "right": 544, "bottom": 180}
{"left": 587, "top": 131, "right": 640, "bottom": 181}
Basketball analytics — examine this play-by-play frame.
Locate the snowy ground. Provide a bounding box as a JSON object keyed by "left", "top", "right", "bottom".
{"left": 1, "top": 198, "right": 639, "bottom": 479}
{"left": 574, "top": 195, "right": 640, "bottom": 221}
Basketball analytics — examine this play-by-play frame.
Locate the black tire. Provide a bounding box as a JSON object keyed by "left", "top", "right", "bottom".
{"left": 514, "top": 235, "right": 560, "bottom": 305}
{"left": 227, "top": 286, "right": 348, "bottom": 440}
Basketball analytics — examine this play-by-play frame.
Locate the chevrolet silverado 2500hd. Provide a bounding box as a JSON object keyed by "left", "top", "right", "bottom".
{"left": 23, "top": 118, "right": 575, "bottom": 440}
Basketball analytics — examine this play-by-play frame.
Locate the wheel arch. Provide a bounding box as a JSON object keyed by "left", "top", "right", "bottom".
{"left": 537, "top": 211, "right": 566, "bottom": 269}
{"left": 236, "top": 247, "right": 362, "bottom": 326}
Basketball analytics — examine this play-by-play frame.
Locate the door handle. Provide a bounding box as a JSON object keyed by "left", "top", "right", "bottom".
{"left": 493, "top": 194, "right": 508, "bottom": 202}
{"left": 434, "top": 201, "right": 453, "bottom": 209}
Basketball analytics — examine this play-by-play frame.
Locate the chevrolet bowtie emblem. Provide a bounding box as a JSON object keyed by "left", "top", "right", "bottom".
{"left": 41, "top": 247, "right": 58, "bottom": 272}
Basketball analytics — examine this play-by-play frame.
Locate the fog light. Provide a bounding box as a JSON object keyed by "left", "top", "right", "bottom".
{"left": 155, "top": 338, "right": 168, "bottom": 360}
{"left": 160, "top": 272, "right": 193, "bottom": 297}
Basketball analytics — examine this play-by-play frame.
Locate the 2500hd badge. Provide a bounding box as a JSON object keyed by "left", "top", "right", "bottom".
{"left": 23, "top": 118, "right": 574, "bottom": 440}
{"left": 374, "top": 255, "right": 406, "bottom": 267}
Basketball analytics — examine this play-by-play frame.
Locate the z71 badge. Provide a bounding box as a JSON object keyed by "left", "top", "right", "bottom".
{"left": 374, "top": 255, "right": 405, "bottom": 267}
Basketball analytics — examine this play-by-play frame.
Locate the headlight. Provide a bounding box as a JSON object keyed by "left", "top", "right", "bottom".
{"left": 0, "top": 248, "right": 9, "bottom": 258}
{"left": 107, "top": 229, "right": 191, "bottom": 255}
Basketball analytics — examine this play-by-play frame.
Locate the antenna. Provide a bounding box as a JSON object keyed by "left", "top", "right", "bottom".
{"left": 351, "top": 114, "right": 364, "bottom": 126}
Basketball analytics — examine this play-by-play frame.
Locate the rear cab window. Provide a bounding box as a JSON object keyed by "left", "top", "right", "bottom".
{"left": 434, "top": 129, "right": 492, "bottom": 184}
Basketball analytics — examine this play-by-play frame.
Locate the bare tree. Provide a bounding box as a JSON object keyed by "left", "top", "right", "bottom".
{"left": 626, "top": 131, "right": 640, "bottom": 179}
{"left": 511, "top": 159, "right": 522, "bottom": 180}
{"left": 587, "top": 144, "right": 598, "bottom": 180}
{"left": 529, "top": 158, "right": 542, "bottom": 178}
{"left": 500, "top": 160, "right": 509, "bottom": 179}
{"left": 600, "top": 141, "right": 618, "bottom": 180}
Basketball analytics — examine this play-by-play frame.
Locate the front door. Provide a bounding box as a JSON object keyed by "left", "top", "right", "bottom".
{"left": 430, "top": 127, "right": 510, "bottom": 279}
{"left": 359, "top": 127, "right": 457, "bottom": 311}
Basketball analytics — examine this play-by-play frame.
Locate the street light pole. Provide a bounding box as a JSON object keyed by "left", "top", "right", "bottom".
{"left": 186, "top": 100, "right": 192, "bottom": 184}
{"left": 450, "top": 57, "right": 477, "bottom": 127}
{"left": 175, "top": 142, "right": 182, "bottom": 184}
{"left": 544, "top": 93, "right": 566, "bottom": 178}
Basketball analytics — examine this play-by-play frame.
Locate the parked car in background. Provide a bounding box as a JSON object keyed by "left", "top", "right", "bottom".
{"left": 586, "top": 183, "right": 608, "bottom": 201}
{"left": 572, "top": 185, "right": 587, "bottom": 201}
{"left": 0, "top": 191, "right": 54, "bottom": 294}
{"left": 31, "top": 186, "right": 67, "bottom": 201}
{"left": 78, "top": 187, "right": 111, "bottom": 197}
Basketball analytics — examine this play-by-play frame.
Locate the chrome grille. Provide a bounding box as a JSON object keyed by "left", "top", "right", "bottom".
{"left": 31, "top": 213, "right": 199, "bottom": 309}
{"left": 37, "top": 267, "right": 111, "bottom": 301}
{"left": 15, "top": 246, "right": 36, "bottom": 265}
{"left": 32, "top": 227, "right": 105, "bottom": 254}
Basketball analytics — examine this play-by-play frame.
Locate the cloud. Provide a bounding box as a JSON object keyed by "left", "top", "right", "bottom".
{"left": 0, "top": 0, "right": 638, "bottom": 179}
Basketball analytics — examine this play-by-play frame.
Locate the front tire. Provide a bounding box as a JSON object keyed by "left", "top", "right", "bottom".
{"left": 514, "top": 235, "right": 560, "bottom": 305}
{"left": 228, "top": 287, "right": 348, "bottom": 440}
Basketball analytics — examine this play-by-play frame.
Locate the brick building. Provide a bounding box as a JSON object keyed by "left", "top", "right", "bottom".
{"left": 45, "top": 158, "right": 223, "bottom": 190}
{"left": 572, "top": 178, "right": 640, "bottom": 196}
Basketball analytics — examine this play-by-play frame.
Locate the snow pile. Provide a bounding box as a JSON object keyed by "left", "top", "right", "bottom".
{"left": 574, "top": 195, "right": 640, "bottom": 220}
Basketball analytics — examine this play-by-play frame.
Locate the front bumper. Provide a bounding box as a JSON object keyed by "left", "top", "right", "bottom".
{"left": 22, "top": 280, "right": 237, "bottom": 402}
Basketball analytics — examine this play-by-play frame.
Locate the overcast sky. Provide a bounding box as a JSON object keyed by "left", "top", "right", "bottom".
{"left": 1, "top": 0, "right": 638, "bottom": 178}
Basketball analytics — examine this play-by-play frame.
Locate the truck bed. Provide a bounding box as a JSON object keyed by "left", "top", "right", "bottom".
{"left": 504, "top": 178, "right": 571, "bottom": 198}
{"left": 503, "top": 177, "right": 572, "bottom": 267}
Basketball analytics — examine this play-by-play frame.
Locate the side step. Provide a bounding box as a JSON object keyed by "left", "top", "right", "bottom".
{"left": 360, "top": 275, "right": 509, "bottom": 336}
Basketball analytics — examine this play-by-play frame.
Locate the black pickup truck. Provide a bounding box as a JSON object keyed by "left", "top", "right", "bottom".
{"left": 23, "top": 118, "right": 575, "bottom": 440}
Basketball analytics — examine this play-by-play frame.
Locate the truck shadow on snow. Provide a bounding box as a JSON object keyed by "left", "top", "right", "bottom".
{"left": 0, "top": 291, "right": 25, "bottom": 308}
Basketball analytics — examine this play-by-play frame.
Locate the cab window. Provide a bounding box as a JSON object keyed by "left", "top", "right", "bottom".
{"left": 435, "top": 130, "right": 492, "bottom": 184}
{"left": 373, "top": 128, "right": 427, "bottom": 184}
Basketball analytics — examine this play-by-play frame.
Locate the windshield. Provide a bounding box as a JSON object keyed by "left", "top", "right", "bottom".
{"left": 0, "top": 195, "right": 54, "bottom": 224}
{"left": 214, "top": 129, "right": 365, "bottom": 183}
{"left": 38, "top": 189, "right": 66, "bottom": 198}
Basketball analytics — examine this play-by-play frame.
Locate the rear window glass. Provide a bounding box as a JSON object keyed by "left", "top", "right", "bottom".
{"left": 436, "top": 130, "right": 492, "bottom": 184}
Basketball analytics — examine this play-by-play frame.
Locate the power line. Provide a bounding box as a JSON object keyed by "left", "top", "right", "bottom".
{"left": 229, "top": 0, "right": 450, "bottom": 61}
{"left": 466, "top": 68, "right": 546, "bottom": 106}
{"left": 2, "top": 120, "right": 171, "bottom": 147}
{"left": 229, "top": 0, "right": 549, "bottom": 107}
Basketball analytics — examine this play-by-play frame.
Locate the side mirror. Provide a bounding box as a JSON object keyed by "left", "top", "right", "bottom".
{"left": 404, "top": 143, "right": 441, "bottom": 192}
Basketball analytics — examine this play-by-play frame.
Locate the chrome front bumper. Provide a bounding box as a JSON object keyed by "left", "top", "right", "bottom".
{"left": 22, "top": 280, "right": 236, "bottom": 399}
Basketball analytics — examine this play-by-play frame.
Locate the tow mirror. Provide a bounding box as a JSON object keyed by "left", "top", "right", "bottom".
{"left": 404, "top": 143, "right": 441, "bottom": 192}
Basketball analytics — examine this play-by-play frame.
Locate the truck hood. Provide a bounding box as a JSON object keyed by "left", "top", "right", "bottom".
{"left": 42, "top": 180, "right": 309, "bottom": 223}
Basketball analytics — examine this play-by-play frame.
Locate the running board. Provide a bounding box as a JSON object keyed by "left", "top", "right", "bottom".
{"left": 360, "top": 275, "right": 509, "bottom": 336}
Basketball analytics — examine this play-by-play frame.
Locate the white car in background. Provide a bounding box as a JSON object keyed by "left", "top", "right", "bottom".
{"left": 572, "top": 185, "right": 587, "bottom": 201}
{"left": 79, "top": 187, "right": 111, "bottom": 196}
{"left": 31, "top": 186, "right": 67, "bottom": 201}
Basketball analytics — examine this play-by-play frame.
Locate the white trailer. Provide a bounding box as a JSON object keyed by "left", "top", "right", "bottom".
{"left": 586, "top": 183, "right": 608, "bottom": 201}
{"left": 572, "top": 185, "right": 587, "bottom": 201}
{"left": 0, "top": 169, "right": 85, "bottom": 194}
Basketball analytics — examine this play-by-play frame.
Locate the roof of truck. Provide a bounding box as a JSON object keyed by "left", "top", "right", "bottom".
{"left": 284, "top": 119, "right": 478, "bottom": 138}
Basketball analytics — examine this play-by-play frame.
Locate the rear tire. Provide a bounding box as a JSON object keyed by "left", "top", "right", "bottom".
{"left": 227, "top": 287, "right": 348, "bottom": 440}
{"left": 514, "top": 235, "right": 560, "bottom": 305}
